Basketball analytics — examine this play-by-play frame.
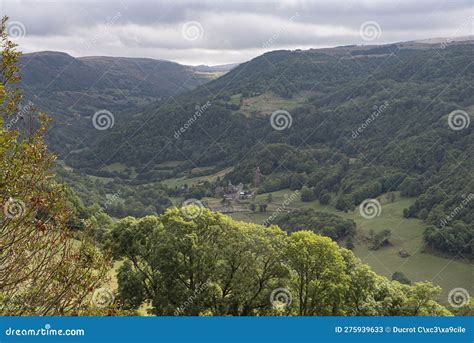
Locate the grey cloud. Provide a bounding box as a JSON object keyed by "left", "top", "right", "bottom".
{"left": 1, "top": 0, "right": 473, "bottom": 65}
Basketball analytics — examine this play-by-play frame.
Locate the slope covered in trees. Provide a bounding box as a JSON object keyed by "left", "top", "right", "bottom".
{"left": 17, "top": 51, "right": 227, "bottom": 155}
{"left": 67, "top": 41, "right": 473, "bottom": 258}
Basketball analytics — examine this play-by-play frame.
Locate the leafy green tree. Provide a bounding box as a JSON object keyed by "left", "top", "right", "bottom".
{"left": 300, "top": 186, "right": 314, "bottom": 202}
{"left": 109, "top": 208, "right": 288, "bottom": 315}
{"left": 285, "top": 231, "right": 347, "bottom": 315}
{"left": 341, "top": 258, "right": 381, "bottom": 315}
{"left": 402, "top": 282, "right": 450, "bottom": 316}
{"left": 110, "top": 207, "right": 451, "bottom": 316}
{"left": 335, "top": 195, "right": 353, "bottom": 212}
{"left": 319, "top": 193, "right": 331, "bottom": 205}
{"left": 369, "top": 229, "right": 392, "bottom": 250}
{"left": 399, "top": 177, "right": 423, "bottom": 197}
{"left": 427, "top": 205, "right": 446, "bottom": 226}
{"left": 418, "top": 208, "right": 428, "bottom": 220}
{"left": 117, "top": 261, "right": 145, "bottom": 310}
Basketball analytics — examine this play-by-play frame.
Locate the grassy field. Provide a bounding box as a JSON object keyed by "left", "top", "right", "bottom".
{"left": 105, "top": 162, "right": 127, "bottom": 172}
{"left": 342, "top": 198, "right": 473, "bottom": 303}
{"left": 230, "top": 93, "right": 242, "bottom": 105}
{"left": 223, "top": 189, "right": 473, "bottom": 303}
{"left": 161, "top": 167, "right": 232, "bottom": 188}
{"left": 193, "top": 71, "right": 227, "bottom": 79}
{"left": 238, "top": 92, "right": 309, "bottom": 116}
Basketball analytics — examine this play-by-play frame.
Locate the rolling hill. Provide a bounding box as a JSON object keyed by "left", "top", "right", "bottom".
{"left": 17, "top": 51, "right": 235, "bottom": 154}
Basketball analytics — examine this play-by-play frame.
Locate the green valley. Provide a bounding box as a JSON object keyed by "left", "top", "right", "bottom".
{"left": 1, "top": 9, "right": 472, "bottom": 320}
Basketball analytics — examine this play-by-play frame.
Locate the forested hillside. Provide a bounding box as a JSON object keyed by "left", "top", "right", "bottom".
{"left": 66, "top": 42, "right": 473, "bottom": 258}
{"left": 16, "top": 51, "right": 230, "bottom": 154}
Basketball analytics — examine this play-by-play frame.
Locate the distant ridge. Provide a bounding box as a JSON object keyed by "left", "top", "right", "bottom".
{"left": 18, "top": 51, "right": 221, "bottom": 154}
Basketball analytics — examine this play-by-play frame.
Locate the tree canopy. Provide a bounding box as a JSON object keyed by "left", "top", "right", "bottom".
{"left": 109, "top": 206, "right": 450, "bottom": 316}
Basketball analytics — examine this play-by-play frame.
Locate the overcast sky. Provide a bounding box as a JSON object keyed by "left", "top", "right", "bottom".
{"left": 1, "top": 0, "right": 473, "bottom": 65}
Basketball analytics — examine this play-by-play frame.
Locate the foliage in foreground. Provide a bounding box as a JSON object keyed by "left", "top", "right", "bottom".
{"left": 0, "top": 17, "right": 111, "bottom": 315}
{"left": 109, "top": 206, "right": 451, "bottom": 316}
